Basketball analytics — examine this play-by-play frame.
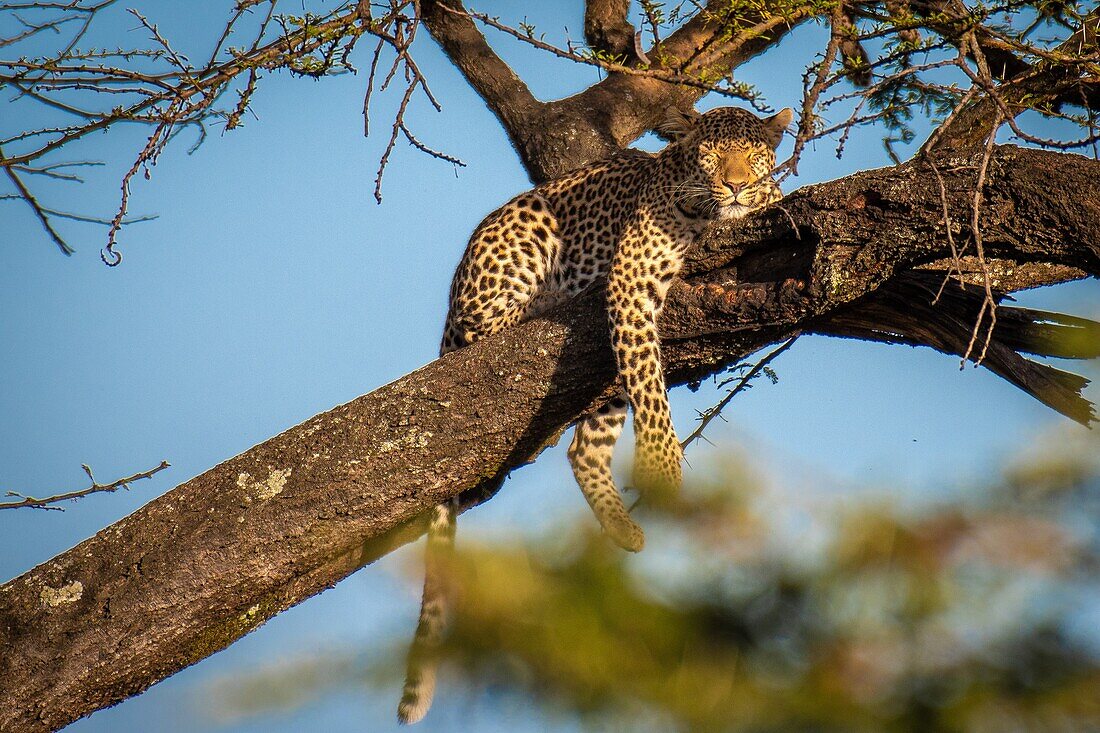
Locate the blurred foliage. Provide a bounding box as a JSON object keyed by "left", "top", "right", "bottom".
{"left": 206, "top": 427, "right": 1100, "bottom": 732}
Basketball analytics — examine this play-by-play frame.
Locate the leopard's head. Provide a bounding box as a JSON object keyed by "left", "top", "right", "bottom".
{"left": 663, "top": 106, "right": 792, "bottom": 220}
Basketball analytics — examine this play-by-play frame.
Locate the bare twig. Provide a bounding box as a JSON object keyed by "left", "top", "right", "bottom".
{"left": 1, "top": 144, "right": 74, "bottom": 255}
{"left": 0, "top": 460, "right": 170, "bottom": 511}
{"left": 1, "top": 0, "right": 465, "bottom": 254}
{"left": 681, "top": 335, "right": 800, "bottom": 451}
{"left": 928, "top": 158, "right": 966, "bottom": 302}
{"left": 960, "top": 109, "right": 1004, "bottom": 367}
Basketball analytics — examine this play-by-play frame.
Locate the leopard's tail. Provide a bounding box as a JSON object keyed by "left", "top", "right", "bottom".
{"left": 397, "top": 502, "right": 456, "bottom": 725}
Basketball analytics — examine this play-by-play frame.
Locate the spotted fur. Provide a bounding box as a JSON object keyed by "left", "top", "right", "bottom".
{"left": 398, "top": 106, "right": 792, "bottom": 723}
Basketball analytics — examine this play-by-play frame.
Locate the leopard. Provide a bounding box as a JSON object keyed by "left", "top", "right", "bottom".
{"left": 397, "top": 105, "right": 793, "bottom": 724}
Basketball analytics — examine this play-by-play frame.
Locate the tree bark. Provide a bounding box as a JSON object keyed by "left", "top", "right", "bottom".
{"left": 584, "top": 0, "right": 635, "bottom": 61}
{"left": 1, "top": 144, "right": 1098, "bottom": 732}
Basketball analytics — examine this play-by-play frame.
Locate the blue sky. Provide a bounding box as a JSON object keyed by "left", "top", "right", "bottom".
{"left": 1, "top": 2, "right": 1097, "bottom": 731}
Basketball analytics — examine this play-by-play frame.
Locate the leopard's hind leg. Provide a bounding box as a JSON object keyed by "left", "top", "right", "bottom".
{"left": 568, "top": 394, "right": 645, "bottom": 552}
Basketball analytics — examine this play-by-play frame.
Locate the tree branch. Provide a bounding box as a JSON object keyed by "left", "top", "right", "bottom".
{"left": 419, "top": 0, "right": 542, "bottom": 163}
{"left": 2, "top": 144, "right": 1098, "bottom": 732}
{"left": 571, "top": 1, "right": 812, "bottom": 157}
{"left": 0, "top": 461, "right": 170, "bottom": 511}
{"left": 584, "top": 0, "right": 635, "bottom": 61}
{"left": 423, "top": 1, "right": 811, "bottom": 182}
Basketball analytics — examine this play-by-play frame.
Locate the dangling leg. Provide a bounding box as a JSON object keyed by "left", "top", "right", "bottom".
{"left": 397, "top": 502, "right": 456, "bottom": 724}
{"left": 568, "top": 394, "right": 645, "bottom": 552}
{"left": 606, "top": 220, "right": 685, "bottom": 501}
{"left": 620, "top": 333, "right": 683, "bottom": 500}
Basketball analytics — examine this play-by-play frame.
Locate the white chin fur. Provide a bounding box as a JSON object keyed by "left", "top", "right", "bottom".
{"left": 718, "top": 204, "right": 751, "bottom": 220}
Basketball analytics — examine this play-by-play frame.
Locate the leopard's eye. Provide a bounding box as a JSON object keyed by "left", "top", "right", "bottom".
{"left": 701, "top": 151, "right": 720, "bottom": 166}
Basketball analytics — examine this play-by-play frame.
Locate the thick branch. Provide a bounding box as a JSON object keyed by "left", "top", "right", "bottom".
{"left": 584, "top": 0, "right": 635, "bottom": 60}
{"left": 425, "top": 2, "right": 810, "bottom": 181}
{"left": 2, "top": 145, "right": 1098, "bottom": 732}
{"left": 561, "top": 4, "right": 811, "bottom": 166}
{"left": 419, "top": 0, "right": 543, "bottom": 168}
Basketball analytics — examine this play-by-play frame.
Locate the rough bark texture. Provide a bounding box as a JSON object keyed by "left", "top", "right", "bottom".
{"left": 584, "top": 0, "right": 635, "bottom": 60}
{"left": 2, "top": 145, "right": 1098, "bottom": 732}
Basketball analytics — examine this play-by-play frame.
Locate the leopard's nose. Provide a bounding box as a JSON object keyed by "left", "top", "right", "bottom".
{"left": 723, "top": 181, "right": 744, "bottom": 196}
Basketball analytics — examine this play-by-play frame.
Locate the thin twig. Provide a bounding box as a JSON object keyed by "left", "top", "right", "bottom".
{"left": 400, "top": 122, "right": 465, "bottom": 167}
{"left": 928, "top": 158, "right": 965, "bottom": 303}
{"left": 681, "top": 335, "right": 800, "bottom": 451}
{"left": 0, "top": 460, "right": 170, "bottom": 511}
{"left": 960, "top": 109, "right": 1004, "bottom": 367}
{"left": 1, "top": 144, "right": 74, "bottom": 255}
{"left": 784, "top": 5, "right": 844, "bottom": 178}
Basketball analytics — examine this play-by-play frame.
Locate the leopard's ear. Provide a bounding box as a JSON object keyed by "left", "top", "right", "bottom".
{"left": 763, "top": 108, "right": 793, "bottom": 148}
{"left": 658, "top": 105, "right": 701, "bottom": 140}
